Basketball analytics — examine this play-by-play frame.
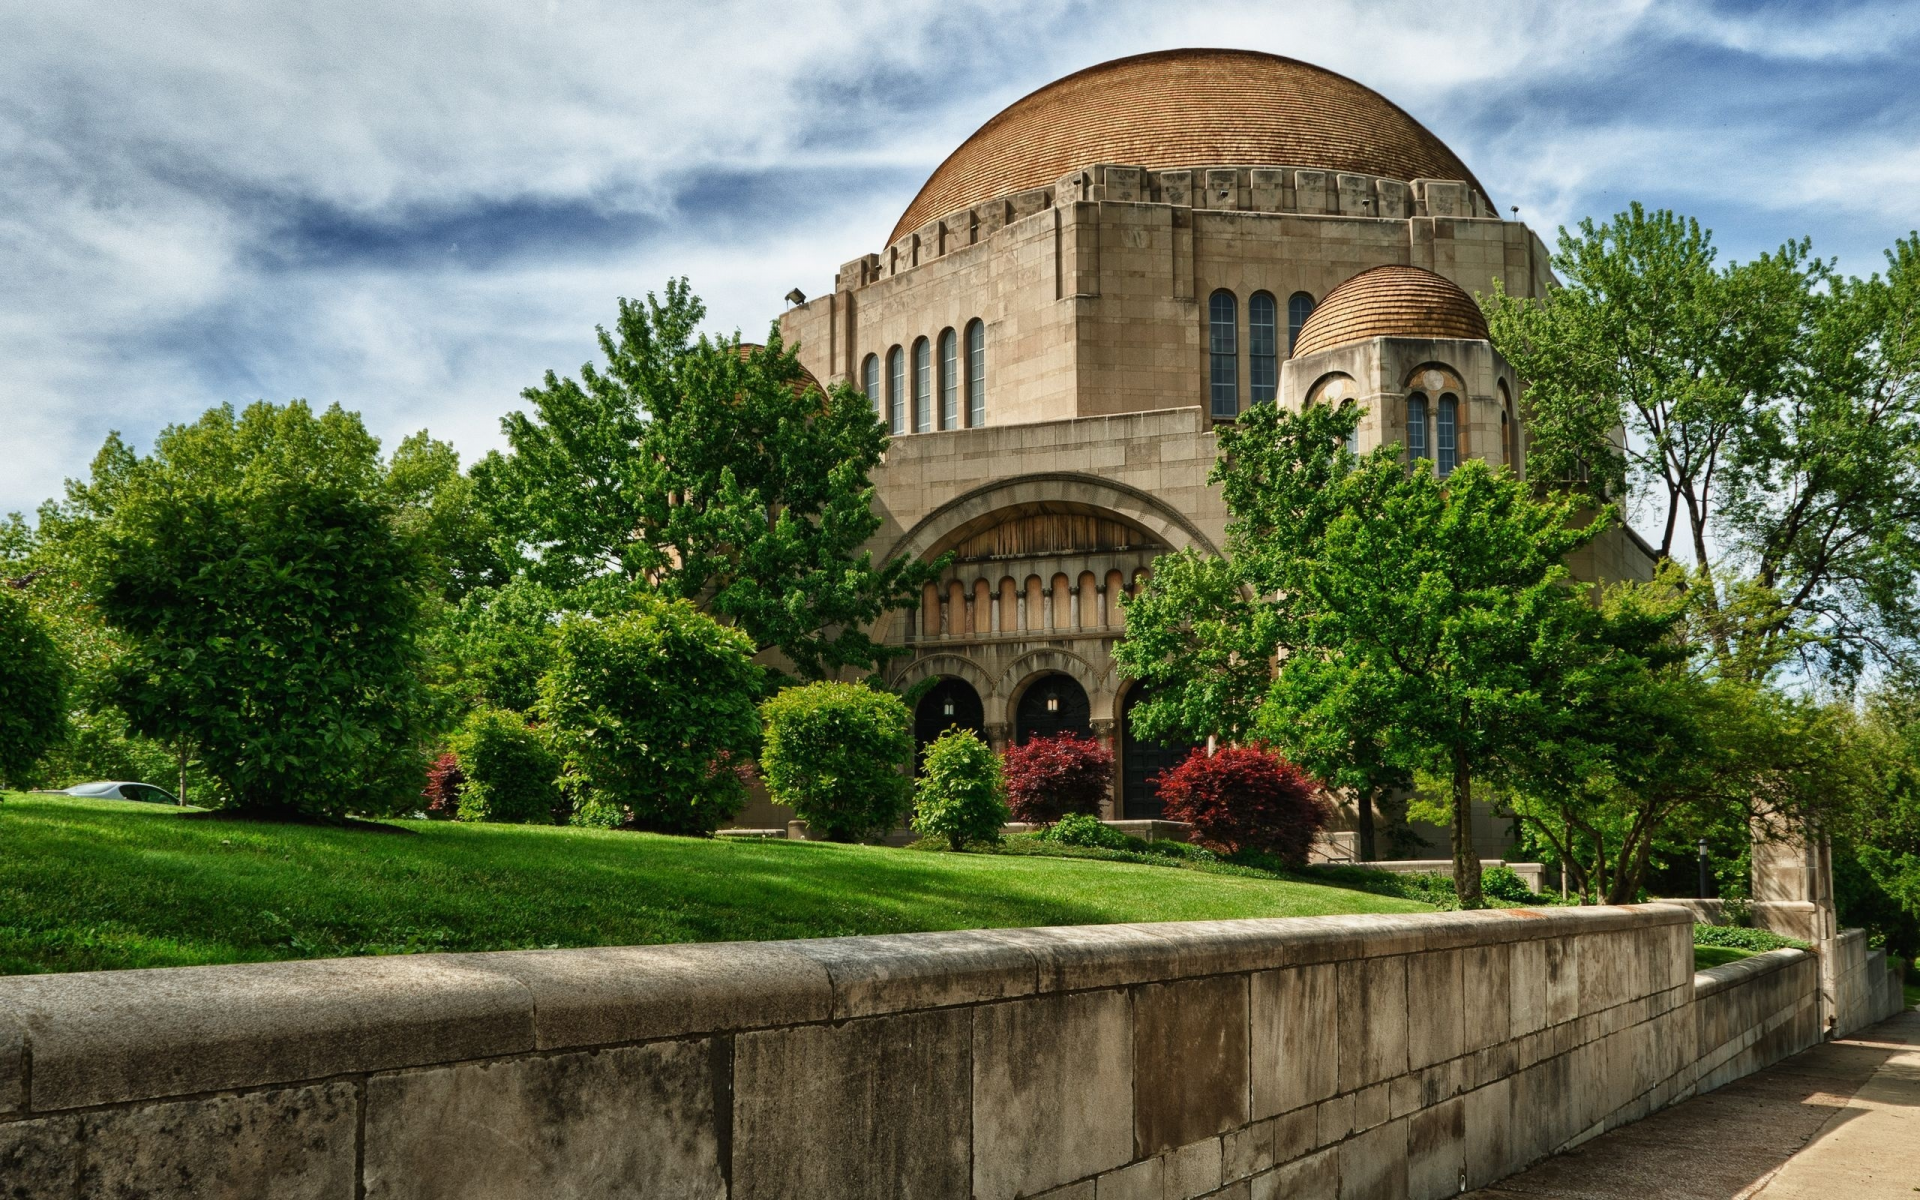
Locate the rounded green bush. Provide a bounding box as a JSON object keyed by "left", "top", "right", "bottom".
{"left": 913, "top": 728, "right": 1009, "bottom": 851}
{"left": 539, "top": 597, "right": 762, "bottom": 836}
{"left": 1036, "top": 811, "right": 1133, "bottom": 850}
{"left": 760, "top": 681, "right": 913, "bottom": 842}
{"left": 0, "top": 590, "right": 68, "bottom": 788}
{"left": 450, "top": 707, "right": 560, "bottom": 824}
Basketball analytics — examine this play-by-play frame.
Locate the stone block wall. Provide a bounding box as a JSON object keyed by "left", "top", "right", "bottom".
{"left": 1691, "top": 948, "right": 1821, "bottom": 1095}
{"left": 0, "top": 904, "right": 1864, "bottom": 1199}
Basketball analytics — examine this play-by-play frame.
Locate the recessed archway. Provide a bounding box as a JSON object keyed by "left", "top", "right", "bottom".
{"left": 1014, "top": 672, "right": 1092, "bottom": 743}
{"left": 913, "top": 677, "right": 986, "bottom": 771}
{"left": 1119, "top": 682, "right": 1200, "bottom": 819}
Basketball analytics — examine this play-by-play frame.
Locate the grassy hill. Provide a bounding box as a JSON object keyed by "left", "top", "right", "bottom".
{"left": 0, "top": 793, "right": 1432, "bottom": 975}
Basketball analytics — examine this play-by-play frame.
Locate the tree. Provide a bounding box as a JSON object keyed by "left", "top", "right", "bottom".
{"left": 538, "top": 596, "right": 761, "bottom": 835}
{"left": 1486, "top": 210, "right": 1920, "bottom": 684}
{"left": 1155, "top": 745, "right": 1328, "bottom": 863}
{"left": 758, "top": 681, "right": 913, "bottom": 841}
{"left": 913, "top": 728, "right": 1009, "bottom": 850}
{"left": 1002, "top": 733, "right": 1113, "bottom": 824}
{"left": 46, "top": 402, "right": 433, "bottom": 818}
{"left": 1126, "top": 402, "right": 1612, "bottom": 905}
{"left": 0, "top": 588, "right": 68, "bottom": 787}
{"left": 475, "top": 280, "right": 941, "bottom": 681}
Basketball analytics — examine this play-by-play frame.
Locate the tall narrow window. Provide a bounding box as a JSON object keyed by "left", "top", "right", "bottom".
{"left": 887, "top": 346, "right": 905, "bottom": 436}
{"left": 1407, "top": 393, "right": 1429, "bottom": 462}
{"left": 1208, "top": 289, "right": 1238, "bottom": 419}
{"left": 938, "top": 329, "right": 958, "bottom": 430}
{"left": 1249, "top": 291, "right": 1278, "bottom": 404}
{"left": 1501, "top": 410, "right": 1512, "bottom": 466}
{"left": 1436, "top": 394, "right": 1458, "bottom": 476}
{"left": 912, "top": 337, "right": 931, "bottom": 433}
{"left": 862, "top": 354, "right": 880, "bottom": 421}
{"left": 1287, "top": 292, "right": 1315, "bottom": 354}
{"left": 966, "top": 319, "right": 985, "bottom": 427}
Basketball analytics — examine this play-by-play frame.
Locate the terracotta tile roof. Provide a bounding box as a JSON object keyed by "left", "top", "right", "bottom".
{"left": 890, "top": 48, "right": 1487, "bottom": 245}
{"left": 1291, "top": 265, "right": 1489, "bottom": 357}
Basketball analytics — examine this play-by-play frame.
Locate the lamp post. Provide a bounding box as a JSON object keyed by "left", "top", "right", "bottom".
{"left": 1698, "top": 839, "right": 1711, "bottom": 900}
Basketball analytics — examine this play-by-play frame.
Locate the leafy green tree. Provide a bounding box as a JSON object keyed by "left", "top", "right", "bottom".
{"left": 45, "top": 402, "right": 432, "bottom": 818}
{"left": 912, "top": 728, "right": 1008, "bottom": 850}
{"left": 0, "top": 587, "right": 68, "bottom": 787}
{"left": 475, "top": 280, "right": 941, "bottom": 680}
{"left": 758, "top": 680, "right": 913, "bottom": 841}
{"left": 539, "top": 596, "right": 761, "bottom": 835}
{"left": 429, "top": 579, "right": 562, "bottom": 715}
{"left": 1486, "top": 210, "right": 1920, "bottom": 683}
{"left": 449, "top": 707, "right": 560, "bottom": 824}
{"left": 384, "top": 432, "right": 506, "bottom": 604}
{"left": 1126, "top": 402, "right": 1614, "bottom": 905}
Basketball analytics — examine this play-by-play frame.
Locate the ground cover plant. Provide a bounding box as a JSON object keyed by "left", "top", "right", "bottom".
{"left": 1691, "top": 923, "right": 1810, "bottom": 971}
{"left": 0, "top": 793, "right": 1433, "bottom": 975}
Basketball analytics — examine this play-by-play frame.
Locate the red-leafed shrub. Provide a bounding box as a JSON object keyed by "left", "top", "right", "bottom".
{"left": 1002, "top": 733, "right": 1113, "bottom": 824}
{"left": 1155, "top": 745, "right": 1328, "bottom": 864}
{"left": 422, "top": 752, "right": 464, "bottom": 820}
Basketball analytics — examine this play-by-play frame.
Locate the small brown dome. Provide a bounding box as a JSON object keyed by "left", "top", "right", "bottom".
{"left": 891, "top": 49, "right": 1487, "bottom": 245}
{"left": 1291, "top": 266, "right": 1489, "bottom": 357}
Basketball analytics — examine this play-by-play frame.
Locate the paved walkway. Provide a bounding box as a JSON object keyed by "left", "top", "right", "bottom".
{"left": 1468, "top": 1008, "right": 1919, "bottom": 1200}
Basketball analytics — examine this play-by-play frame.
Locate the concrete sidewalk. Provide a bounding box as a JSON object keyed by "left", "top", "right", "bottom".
{"left": 1468, "top": 1008, "right": 1919, "bottom": 1200}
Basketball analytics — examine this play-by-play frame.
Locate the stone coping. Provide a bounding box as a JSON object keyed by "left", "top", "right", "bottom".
{"left": 1691, "top": 946, "right": 1811, "bottom": 1001}
{"left": 0, "top": 904, "right": 1689, "bottom": 1117}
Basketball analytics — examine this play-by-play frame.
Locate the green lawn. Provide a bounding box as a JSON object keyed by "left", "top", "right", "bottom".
{"left": 0, "top": 793, "right": 1431, "bottom": 976}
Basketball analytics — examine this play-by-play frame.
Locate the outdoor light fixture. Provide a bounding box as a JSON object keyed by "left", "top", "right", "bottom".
{"left": 1046, "top": 691, "right": 1060, "bottom": 713}
{"left": 943, "top": 698, "right": 955, "bottom": 717}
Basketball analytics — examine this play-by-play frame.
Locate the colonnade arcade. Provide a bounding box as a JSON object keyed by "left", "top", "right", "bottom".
{"left": 879, "top": 475, "right": 1210, "bottom": 818}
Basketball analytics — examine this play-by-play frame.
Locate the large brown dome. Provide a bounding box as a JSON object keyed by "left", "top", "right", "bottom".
{"left": 890, "top": 48, "right": 1487, "bottom": 245}
{"left": 1291, "top": 265, "right": 1490, "bottom": 357}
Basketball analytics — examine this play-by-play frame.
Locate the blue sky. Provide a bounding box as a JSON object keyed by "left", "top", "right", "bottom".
{"left": 4, "top": 0, "right": 1917, "bottom": 519}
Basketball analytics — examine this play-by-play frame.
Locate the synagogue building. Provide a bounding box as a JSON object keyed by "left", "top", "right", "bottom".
{"left": 771, "top": 49, "right": 1654, "bottom": 853}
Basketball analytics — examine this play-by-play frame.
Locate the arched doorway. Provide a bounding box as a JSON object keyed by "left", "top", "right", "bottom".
{"left": 913, "top": 677, "right": 985, "bottom": 770}
{"left": 1121, "top": 684, "right": 1199, "bottom": 819}
{"left": 1014, "top": 673, "right": 1091, "bottom": 743}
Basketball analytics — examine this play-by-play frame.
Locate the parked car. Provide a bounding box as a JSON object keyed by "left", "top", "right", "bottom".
{"left": 56, "top": 781, "right": 179, "bottom": 805}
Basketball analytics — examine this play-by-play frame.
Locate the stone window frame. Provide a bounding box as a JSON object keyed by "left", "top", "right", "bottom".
{"left": 1208, "top": 289, "right": 1239, "bottom": 419}
{"left": 912, "top": 337, "right": 932, "bottom": 434}
{"left": 887, "top": 345, "right": 906, "bottom": 436}
{"left": 862, "top": 354, "right": 881, "bottom": 422}
{"left": 966, "top": 318, "right": 986, "bottom": 428}
{"left": 938, "top": 328, "right": 959, "bottom": 430}
{"left": 1248, "top": 291, "right": 1279, "bottom": 404}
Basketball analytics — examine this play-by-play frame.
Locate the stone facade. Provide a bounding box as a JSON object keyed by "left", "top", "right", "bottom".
{"left": 2, "top": 904, "right": 1896, "bottom": 1198}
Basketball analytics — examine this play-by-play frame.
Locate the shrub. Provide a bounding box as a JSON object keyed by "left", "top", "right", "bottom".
{"left": 539, "top": 597, "right": 762, "bottom": 836}
{"left": 422, "top": 752, "right": 463, "bottom": 819}
{"left": 1002, "top": 733, "right": 1113, "bottom": 824}
{"left": 1155, "top": 745, "right": 1328, "bottom": 864}
{"left": 1692, "top": 924, "right": 1808, "bottom": 952}
{"left": 1482, "top": 865, "right": 1541, "bottom": 905}
{"left": 1037, "top": 812, "right": 1135, "bottom": 850}
{"left": 449, "top": 707, "right": 560, "bottom": 824}
{"left": 912, "top": 728, "right": 1009, "bottom": 850}
{"left": 760, "top": 681, "right": 913, "bottom": 842}
{"left": 0, "top": 589, "right": 68, "bottom": 788}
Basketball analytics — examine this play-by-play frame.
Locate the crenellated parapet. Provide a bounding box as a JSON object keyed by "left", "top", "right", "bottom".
{"left": 837, "top": 163, "right": 1499, "bottom": 294}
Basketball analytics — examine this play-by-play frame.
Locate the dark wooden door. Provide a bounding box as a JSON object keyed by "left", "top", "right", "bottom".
{"left": 1121, "top": 684, "right": 1198, "bottom": 819}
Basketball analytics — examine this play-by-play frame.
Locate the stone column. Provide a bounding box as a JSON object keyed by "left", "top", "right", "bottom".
{"left": 1070, "top": 585, "right": 1083, "bottom": 630}
{"left": 1043, "top": 587, "right": 1055, "bottom": 632}
{"left": 1090, "top": 717, "right": 1118, "bottom": 820}
{"left": 985, "top": 722, "right": 1012, "bottom": 753}
{"left": 1752, "top": 815, "right": 1839, "bottom": 1033}
{"left": 1016, "top": 593, "right": 1027, "bottom": 632}
{"left": 990, "top": 593, "right": 1001, "bottom": 634}
{"left": 1095, "top": 584, "right": 1109, "bottom": 627}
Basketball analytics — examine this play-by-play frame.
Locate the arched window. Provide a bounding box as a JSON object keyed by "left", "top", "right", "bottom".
{"left": 912, "top": 337, "right": 931, "bottom": 433}
{"left": 1500, "top": 381, "right": 1516, "bottom": 470}
{"left": 938, "top": 328, "right": 958, "bottom": 430}
{"left": 886, "top": 346, "right": 905, "bottom": 436}
{"left": 966, "top": 319, "right": 986, "bottom": 427}
{"left": 862, "top": 354, "right": 880, "bottom": 421}
{"left": 1436, "top": 394, "right": 1459, "bottom": 477}
{"left": 1288, "top": 292, "right": 1316, "bottom": 354}
{"left": 1208, "top": 289, "right": 1238, "bottom": 419}
{"left": 1407, "top": 392, "right": 1429, "bottom": 462}
{"left": 1249, "top": 291, "right": 1278, "bottom": 404}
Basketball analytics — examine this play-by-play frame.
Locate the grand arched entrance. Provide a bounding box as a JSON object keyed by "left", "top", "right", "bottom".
{"left": 1014, "top": 673, "right": 1091, "bottom": 743}
{"left": 913, "top": 677, "right": 986, "bottom": 770}
{"left": 1121, "top": 684, "right": 1199, "bottom": 819}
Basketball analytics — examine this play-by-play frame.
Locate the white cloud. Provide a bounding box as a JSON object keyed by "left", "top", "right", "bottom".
{"left": 0, "top": 0, "right": 1913, "bottom": 517}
